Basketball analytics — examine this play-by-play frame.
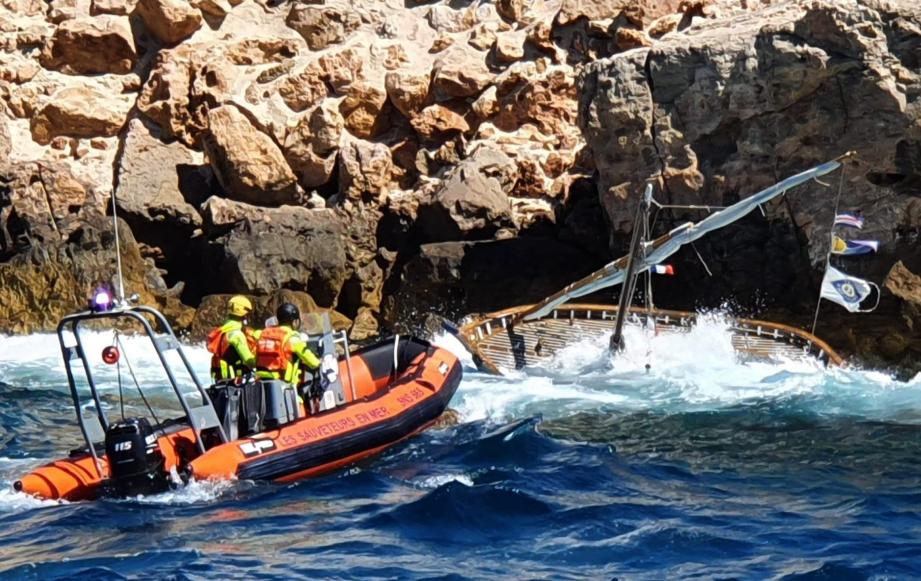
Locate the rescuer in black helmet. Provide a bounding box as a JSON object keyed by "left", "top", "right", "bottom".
{"left": 254, "top": 303, "right": 320, "bottom": 385}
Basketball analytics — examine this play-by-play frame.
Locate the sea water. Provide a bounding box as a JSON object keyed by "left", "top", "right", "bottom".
{"left": 0, "top": 317, "right": 920, "bottom": 580}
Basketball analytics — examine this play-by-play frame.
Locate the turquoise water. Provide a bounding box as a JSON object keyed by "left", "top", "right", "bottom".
{"left": 1, "top": 317, "right": 920, "bottom": 579}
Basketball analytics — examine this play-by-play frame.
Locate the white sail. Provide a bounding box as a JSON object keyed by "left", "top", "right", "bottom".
{"left": 519, "top": 159, "right": 844, "bottom": 322}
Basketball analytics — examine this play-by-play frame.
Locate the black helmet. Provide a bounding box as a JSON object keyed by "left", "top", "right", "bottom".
{"left": 277, "top": 302, "right": 301, "bottom": 325}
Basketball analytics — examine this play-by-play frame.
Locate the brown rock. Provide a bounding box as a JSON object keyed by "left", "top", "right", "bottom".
{"left": 340, "top": 82, "right": 389, "bottom": 139}
{"left": 623, "top": 0, "right": 683, "bottom": 28}
{"left": 0, "top": 114, "right": 9, "bottom": 161}
{"left": 138, "top": 45, "right": 242, "bottom": 146}
{"left": 31, "top": 86, "right": 132, "bottom": 145}
{"left": 349, "top": 307, "right": 379, "bottom": 341}
{"left": 284, "top": 101, "right": 343, "bottom": 188}
{"left": 214, "top": 209, "right": 350, "bottom": 306}
{"left": 526, "top": 20, "right": 557, "bottom": 58}
{"left": 316, "top": 48, "right": 363, "bottom": 93}
{"left": 885, "top": 261, "right": 921, "bottom": 331}
{"left": 202, "top": 105, "right": 298, "bottom": 206}
{"left": 136, "top": 0, "right": 202, "bottom": 46}
{"left": 0, "top": 162, "right": 88, "bottom": 251}
{"left": 47, "top": 0, "right": 78, "bottom": 23}
{"left": 496, "top": 0, "right": 542, "bottom": 24}
{"left": 225, "top": 38, "right": 299, "bottom": 65}
{"left": 383, "top": 45, "right": 408, "bottom": 70}
{"left": 432, "top": 45, "right": 492, "bottom": 100}
{"left": 648, "top": 12, "right": 683, "bottom": 37}
{"left": 41, "top": 15, "right": 137, "bottom": 75}
{"left": 427, "top": 5, "right": 476, "bottom": 33}
{"left": 512, "top": 157, "right": 545, "bottom": 197}
{"left": 91, "top": 0, "right": 137, "bottom": 15}
{"left": 114, "top": 118, "right": 203, "bottom": 232}
{"left": 615, "top": 27, "right": 652, "bottom": 50}
{"left": 0, "top": 216, "right": 190, "bottom": 335}
{"left": 557, "top": 0, "right": 629, "bottom": 26}
{"left": 385, "top": 70, "right": 431, "bottom": 118}
{"left": 339, "top": 139, "right": 396, "bottom": 200}
{"left": 429, "top": 34, "right": 454, "bottom": 53}
{"left": 308, "top": 101, "right": 345, "bottom": 155}
{"left": 496, "top": 66, "right": 578, "bottom": 136}
{"left": 472, "top": 85, "right": 499, "bottom": 118}
{"left": 286, "top": 4, "right": 360, "bottom": 51}
{"left": 410, "top": 104, "right": 469, "bottom": 139}
{"left": 417, "top": 146, "right": 517, "bottom": 241}
{"left": 191, "top": 0, "right": 238, "bottom": 17}
{"left": 879, "top": 332, "right": 910, "bottom": 359}
{"left": 468, "top": 23, "right": 498, "bottom": 51}
{"left": 494, "top": 30, "right": 526, "bottom": 63}
{"left": 200, "top": 197, "right": 315, "bottom": 231}
{"left": 278, "top": 66, "right": 328, "bottom": 112}
{"left": 259, "top": 290, "right": 351, "bottom": 333}
{"left": 189, "top": 290, "right": 351, "bottom": 342}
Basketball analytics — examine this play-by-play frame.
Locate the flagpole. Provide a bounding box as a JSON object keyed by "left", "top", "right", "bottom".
{"left": 810, "top": 162, "right": 848, "bottom": 335}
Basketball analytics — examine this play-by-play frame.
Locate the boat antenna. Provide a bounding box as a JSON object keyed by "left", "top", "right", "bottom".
{"left": 110, "top": 189, "right": 127, "bottom": 304}
{"left": 610, "top": 183, "right": 653, "bottom": 354}
{"left": 810, "top": 157, "right": 850, "bottom": 335}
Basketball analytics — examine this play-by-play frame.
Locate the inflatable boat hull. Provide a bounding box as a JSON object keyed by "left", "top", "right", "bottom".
{"left": 15, "top": 337, "right": 461, "bottom": 500}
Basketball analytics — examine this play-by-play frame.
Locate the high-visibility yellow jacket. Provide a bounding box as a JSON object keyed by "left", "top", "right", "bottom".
{"left": 207, "top": 320, "right": 260, "bottom": 380}
{"left": 254, "top": 325, "right": 320, "bottom": 384}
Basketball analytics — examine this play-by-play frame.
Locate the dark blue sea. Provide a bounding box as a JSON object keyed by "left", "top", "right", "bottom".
{"left": 1, "top": 317, "right": 920, "bottom": 580}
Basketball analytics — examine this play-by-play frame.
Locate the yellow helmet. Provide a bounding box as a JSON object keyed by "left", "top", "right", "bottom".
{"left": 227, "top": 295, "right": 253, "bottom": 317}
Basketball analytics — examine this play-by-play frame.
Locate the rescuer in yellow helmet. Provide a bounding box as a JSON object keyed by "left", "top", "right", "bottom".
{"left": 206, "top": 295, "right": 261, "bottom": 381}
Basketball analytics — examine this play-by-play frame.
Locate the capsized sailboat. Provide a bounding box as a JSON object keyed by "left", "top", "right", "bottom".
{"left": 452, "top": 156, "right": 854, "bottom": 374}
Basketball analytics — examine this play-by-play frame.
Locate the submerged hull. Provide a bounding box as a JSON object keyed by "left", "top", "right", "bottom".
{"left": 459, "top": 303, "right": 843, "bottom": 374}
{"left": 16, "top": 337, "right": 461, "bottom": 501}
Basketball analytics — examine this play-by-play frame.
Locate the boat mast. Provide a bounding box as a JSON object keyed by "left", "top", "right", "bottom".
{"left": 610, "top": 184, "right": 652, "bottom": 353}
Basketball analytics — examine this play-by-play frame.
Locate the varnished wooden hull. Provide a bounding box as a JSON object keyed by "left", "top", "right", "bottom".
{"left": 458, "top": 304, "right": 843, "bottom": 374}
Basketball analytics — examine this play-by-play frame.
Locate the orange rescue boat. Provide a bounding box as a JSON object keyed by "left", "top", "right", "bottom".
{"left": 15, "top": 304, "right": 461, "bottom": 501}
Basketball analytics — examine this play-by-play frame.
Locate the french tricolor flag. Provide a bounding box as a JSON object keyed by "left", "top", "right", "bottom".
{"left": 834, "top": 212, "right": 864, "bottom": 229}
{"left": 651, "top": 264, "right": 674, "bottom": 275}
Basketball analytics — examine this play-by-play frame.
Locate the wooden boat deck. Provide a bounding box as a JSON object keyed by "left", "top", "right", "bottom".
{"left": 459, "top": 304, "right": 843, "bottom": 374}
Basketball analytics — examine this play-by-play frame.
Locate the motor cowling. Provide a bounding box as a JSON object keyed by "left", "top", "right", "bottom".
{"left": 104, "top": 417, "right": 169, "bottom": 497}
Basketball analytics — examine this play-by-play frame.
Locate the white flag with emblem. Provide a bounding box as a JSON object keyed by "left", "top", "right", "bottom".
{"left": 820, "top": 266, "right": 877, "bottom": 313}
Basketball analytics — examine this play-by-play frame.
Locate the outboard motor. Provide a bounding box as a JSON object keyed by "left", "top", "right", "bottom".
{"left": 104, "top": 417, "right": 169, "bottom": 497}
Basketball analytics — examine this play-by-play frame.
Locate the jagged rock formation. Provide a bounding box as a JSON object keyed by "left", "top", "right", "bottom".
{"left": 0, "top": 0, "right": 918, "bottom": 370}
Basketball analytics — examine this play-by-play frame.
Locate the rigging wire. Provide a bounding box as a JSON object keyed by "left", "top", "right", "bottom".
{"left": 810, "top": 164, "right": 847, "bottom": 335}
{"left": 115, "top": 334, "right": 162, "bottom": 429}
{"left": 115, "top": 331, "right": 126, "bottom": 421}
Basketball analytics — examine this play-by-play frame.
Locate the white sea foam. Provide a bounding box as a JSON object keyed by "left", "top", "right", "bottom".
{"left": 0, "top": 487, "right": 66, "bottom": 512}
{"left": 0, "top": 331, "right": 212, "bottom": 393}
{"left": 416, "top": 473, "right": 474, "bottom": 489}
{"left": 125, "top": 477, "right": 237, "bottom": 505}
{"left": 435, "top": 314, "right": 921, "bottom": 423}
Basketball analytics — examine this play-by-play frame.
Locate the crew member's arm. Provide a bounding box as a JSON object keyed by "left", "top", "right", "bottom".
{"left": 288, "top": 335, "right": 321, "bottom": 370}
{"left": 227, "top": 329, "right": 257, "bottom": 368}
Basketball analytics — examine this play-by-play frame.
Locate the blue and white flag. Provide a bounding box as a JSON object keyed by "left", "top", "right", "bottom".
{"left": 834, "top": 212, "right": 864, "bottom": 229}
{"left": 820, "top": 266, "right": 877, "bottom": 312}
{"left": 831, "top": 237, "right": 880, "bottom": 256}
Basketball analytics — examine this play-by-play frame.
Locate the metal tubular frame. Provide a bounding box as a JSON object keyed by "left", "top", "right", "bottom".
{"left": 58, "top": 306, "right": 227, "bottom": 477}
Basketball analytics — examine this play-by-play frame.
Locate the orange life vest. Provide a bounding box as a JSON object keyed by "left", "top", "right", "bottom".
{"left": 207, "top": 322, "right": 257, "bottom": 378}
{"left": 255, "top": 326, "right": 296, "bottom": 373}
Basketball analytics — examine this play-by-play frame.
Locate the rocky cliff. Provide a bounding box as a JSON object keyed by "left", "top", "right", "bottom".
{"left": 0, "top": 0, "right": 919, "bottom": 372}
